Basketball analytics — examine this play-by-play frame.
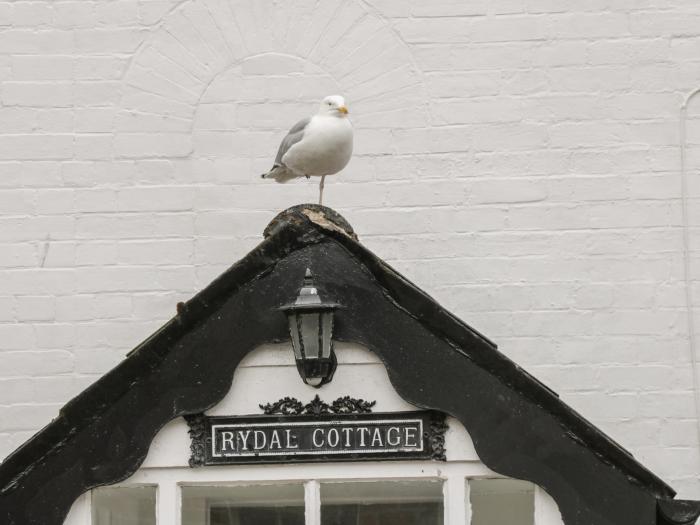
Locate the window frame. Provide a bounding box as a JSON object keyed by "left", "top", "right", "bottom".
{"left": 79, "top": 461, "right": 488, "bottom": 525}
{"left": 76, "top": 461, "right": 563, "bottom": 525}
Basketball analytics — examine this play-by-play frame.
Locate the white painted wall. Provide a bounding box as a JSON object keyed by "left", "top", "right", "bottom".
{"left": 0, "top": 0, "right": 699, "bottom": 500}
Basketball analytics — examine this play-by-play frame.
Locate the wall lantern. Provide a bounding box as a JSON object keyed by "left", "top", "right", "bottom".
{"left": 280, "top": 269, "right": 340, "bottom": 388}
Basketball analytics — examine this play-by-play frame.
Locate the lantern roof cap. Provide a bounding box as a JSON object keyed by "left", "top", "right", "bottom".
{"left": 279, "top": 268, "right": 341, "bottom": 311}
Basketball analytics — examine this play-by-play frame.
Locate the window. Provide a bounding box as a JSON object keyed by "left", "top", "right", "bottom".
{"left": 469, "top": 479, "right": 534, "bottom": 525}
{"left": 91, "top": 486, "right": 156, "bottom": 525}
{"left": 321, "top": 480, "right": 443, "bottom": 525}
{"left": 181, "top": 484, "right": 305, "bottom": 525}
{"left": 88, "top": 472, "right": 551, "bottom": 525}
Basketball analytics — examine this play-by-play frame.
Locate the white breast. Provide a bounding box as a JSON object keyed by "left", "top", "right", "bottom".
{"left": 282, "top": 115, "right": 353, "bottom": 177}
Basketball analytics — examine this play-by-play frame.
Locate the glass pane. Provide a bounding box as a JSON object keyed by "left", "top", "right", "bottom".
{"left": 92, "top": 486, "right": 156, "bottom": 525}
{"left": 181, "top": 484, "right": 305, "bottom": 525}
{"left": 320, "top": 312, "right": 333, "bottom": 359}
{"left": 300, "top": 312, "right": 320, "bottom": 358}
{"left": 321, "top": 480, "right": 444, "bottom": 525}
{"left": 469, "top": 479, "right": 534, "bottom": 525}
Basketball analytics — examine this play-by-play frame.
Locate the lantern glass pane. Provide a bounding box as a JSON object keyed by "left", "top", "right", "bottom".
{"left": 320, "top": 312, "right": 333, "bottom": 359}
{"left": 300, "top": 312, "right": 320, "bottom": 360}
{"left": 287, "top": 314, "right": 303, "bottom": 360}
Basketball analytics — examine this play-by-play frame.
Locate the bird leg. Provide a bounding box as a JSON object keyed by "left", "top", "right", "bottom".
{"left": 319, "top": 175, "right": 326, "bottom": 206}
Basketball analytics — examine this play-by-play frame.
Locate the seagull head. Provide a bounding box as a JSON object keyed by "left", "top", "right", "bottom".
{"left": 319, "top": 95, "right": 349, "bottom": 117}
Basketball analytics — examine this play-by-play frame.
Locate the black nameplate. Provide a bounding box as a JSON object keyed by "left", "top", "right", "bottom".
{"left": 186, "top": 411, "right": 446, "bottom": 466}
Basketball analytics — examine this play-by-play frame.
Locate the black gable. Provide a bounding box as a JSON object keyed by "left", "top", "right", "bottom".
{"left": 0, "top": 204, "right": 698, "bottom": 525}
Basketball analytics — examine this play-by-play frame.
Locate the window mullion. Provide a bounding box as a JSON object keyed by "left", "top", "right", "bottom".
{"left": 157, "top": 481, "right": 179, "bottom": 525}
{"left": 304, "top": 479, "right": 321, "bottom": 525}
{"left": 444, "top": 476, "right": 470, "bottom": 525}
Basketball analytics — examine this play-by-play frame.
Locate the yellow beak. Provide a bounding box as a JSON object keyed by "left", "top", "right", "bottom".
{"left": 338, "top": 106, "right": 349, "bottom": 114}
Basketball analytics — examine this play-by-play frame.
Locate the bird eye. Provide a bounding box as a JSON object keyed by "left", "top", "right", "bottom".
{"left": 327, "top": 101, "right": 332, "bottom": 106}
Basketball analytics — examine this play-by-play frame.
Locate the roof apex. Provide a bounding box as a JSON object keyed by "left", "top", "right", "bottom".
{"left": 263, "top": 204, "right": 358, "bottom": 241}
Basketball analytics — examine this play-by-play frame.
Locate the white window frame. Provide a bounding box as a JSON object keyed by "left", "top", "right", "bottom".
{"left": 76, "top": 460, "right": 564, "bottom": 525}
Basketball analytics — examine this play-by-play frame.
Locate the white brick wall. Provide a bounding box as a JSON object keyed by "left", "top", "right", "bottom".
{"left": 1, "top": 0, "right": 699, "bottom": 498}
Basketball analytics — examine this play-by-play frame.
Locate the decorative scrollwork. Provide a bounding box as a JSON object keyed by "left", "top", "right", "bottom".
{"left": 260, "top": 395, "right": 376, "bottom": 416}
{"left": 184, "top": 413, "right": 206, "bottom": 468}
{"left": 259, "top": 396, "right": 304, "bottom": 415}
{"left": 304, "top": 394, "right": 332, "bottom": 415}
{"left": 331, "top": 395, "right": 376, "bottom": 414}
{"left": 428, "top": 412, "right": 448, "bottom": 461}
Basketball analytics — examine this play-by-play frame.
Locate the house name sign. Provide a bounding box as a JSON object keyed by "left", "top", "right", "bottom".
{"left": 185, "top": 396, "right": 447, "bottom": 466}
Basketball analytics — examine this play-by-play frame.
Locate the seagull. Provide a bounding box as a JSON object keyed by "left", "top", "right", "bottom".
{"left": 261, "top": 95, "right": 353, "bottom": 206}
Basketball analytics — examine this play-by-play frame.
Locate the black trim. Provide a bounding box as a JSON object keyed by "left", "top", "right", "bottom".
{"left": 658, "top": 500, "right": 700, "bottom": 525}
{"left": 0, "top": 204, "right": 695, "bottom": 525}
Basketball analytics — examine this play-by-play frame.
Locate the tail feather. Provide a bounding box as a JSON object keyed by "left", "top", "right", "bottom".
{"left": 261, "top": 165, "right": 298, "bottom": 183}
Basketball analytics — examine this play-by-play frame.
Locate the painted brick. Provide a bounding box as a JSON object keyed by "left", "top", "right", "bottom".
{"left": 0, "top": 296, "right": 16, "bottom": 321}
{"left": 411, "top": 0, "right": 488, "bottom": 17}
{"left": 0, "top": 0, "right": 697, "bottom": 500}
{"left": 0, "top": 404, "right": 63, "bottom": 432}
{"left": 0, "top": 350, "right": 72, "bottom": 377}
{"left": 36, "top": 108, "right": 74, "bottom": 133}
{"left": 0, "top": 324, "right": 35, "bottom": 350}
{"left": 11, "top": 55, "right": 75, "bottom": 80}
{"left": 548, "top": 12, "right": 630, "bottom": 39}
{"left": 75, "top": 56, "right": 129, "bottom": 80}
{"left": 0, "top": 135, "right": 74, "bottom": 160}
{"left": 0, "top": 29, "right": 75, "bottom": 55}
{"left": 7, "top": 2, "right": 52, "bottom": 27}
{"left": 2, "top": 81, "right": 73, "bottom": 107}
{"left": 97, "top": 0, "right": 139, "bottom": 26}
{"left": 115, "top": 133, "right": 192, "bottom": 158}
{"left": 74, "top": 28, "right": 147, "bottom": 54}
{"left": 15, "top": 295, "right": 55, "bottom": 321}
{"left": 138, "top": 0, "right": 179, "bottom": 25}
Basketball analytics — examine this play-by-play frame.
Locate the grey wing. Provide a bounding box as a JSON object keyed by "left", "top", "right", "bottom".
{"left": 273, "top": 117, "right": 311, "bottom": 166}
